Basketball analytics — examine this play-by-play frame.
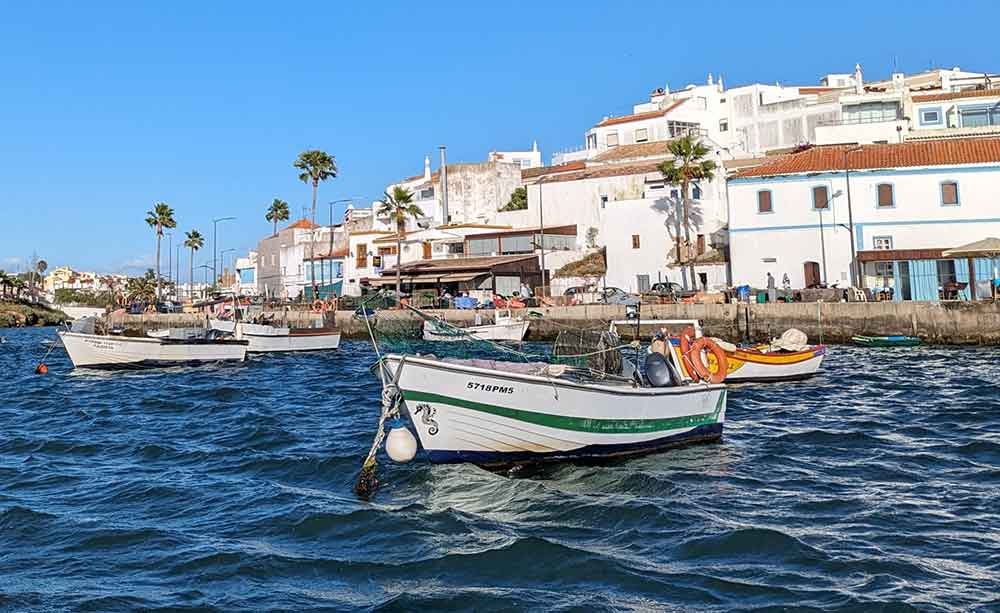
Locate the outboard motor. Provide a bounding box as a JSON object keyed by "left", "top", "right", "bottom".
{"left": 644, "top": 352, "right": 679, "bottom": 387}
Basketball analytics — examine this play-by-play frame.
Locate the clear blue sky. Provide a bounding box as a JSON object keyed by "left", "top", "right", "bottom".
{"left": 2, "top": 0, "right": 998, "bottom": 276}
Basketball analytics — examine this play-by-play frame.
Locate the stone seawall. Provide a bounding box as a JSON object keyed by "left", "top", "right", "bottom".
{"left": 106, "top": 301, "right": 1000, "bottom": 345}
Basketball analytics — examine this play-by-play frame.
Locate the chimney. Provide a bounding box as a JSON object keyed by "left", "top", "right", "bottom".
{"left": 717, "top": 73, "right": 724, "bottom": 92}
{"left": 854, "top": 63, "right": 864, "bottom": 94}
{"left": 439, "top": 145, "right": 449, "bottom": 224}
{"left": 532, "top": 140, "right": 538, "bottom": 152}
{"left": 423, "top": 155, "right": 431, "bottom": 181}
{"left": 892, "top": 72, "right": 905, "bottom": 91}
{"left": 941, "top": 72, "right": 952, "bottom": 92}
{"left": 707, "top": 72, "right": 714, "bottom": 86}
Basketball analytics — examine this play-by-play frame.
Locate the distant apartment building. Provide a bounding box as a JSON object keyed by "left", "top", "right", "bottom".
{"left": 255, "top": 218, "right": 347, "bottom": 300}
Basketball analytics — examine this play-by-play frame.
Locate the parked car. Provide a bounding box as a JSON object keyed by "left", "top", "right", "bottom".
{"left": 598, "top": 287, "right": 640, "bottom": 305}
{"left": 647, "top": 282, "right": 697, "bottom": 300}
{"left": 563, "top": 285, "right": 597, "bottom": 297}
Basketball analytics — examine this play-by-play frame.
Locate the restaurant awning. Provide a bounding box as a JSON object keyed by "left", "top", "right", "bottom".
{"left": 368, "top": 271, "right": 485, "bottom": 285}
{"left": 942, "top": 237, "right": 1000, "bottom": 259}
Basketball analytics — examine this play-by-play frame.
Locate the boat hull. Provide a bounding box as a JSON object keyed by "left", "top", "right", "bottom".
{"left": 422, "top": 319, "right": 530, "bottom": 342}
{"left": 58, "top": 332, "right": 247, "bottom": 369}
{"left": 672, "top": 341, "right": 826, "bottom": 383}
{"left": 209, "top": 320, "right": 341, "bottom": 352}
{"left": 382, "top": 354, "right": 726, "bottom": 466}
{"left": 851, "top": 335, "right": 921, "bottom": 347}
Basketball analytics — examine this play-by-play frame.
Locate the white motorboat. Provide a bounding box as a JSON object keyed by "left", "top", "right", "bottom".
{"left": 209, "top": 319, "right": 340, "bottom": 352}
{"left": 59, "top": 318, "right": 247, "bottom": 369}
{"left": 422, "top": 309, "right": 530, "bottom": 342}
{"left": 377, "top": 351, "right": 725, "bottom": 466}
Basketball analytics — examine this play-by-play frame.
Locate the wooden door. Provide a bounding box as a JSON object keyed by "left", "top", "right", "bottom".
{"left": 803, "top": 261, "right": 820, "bottom": 287}
{"left": 422, "top": 242, "right": 432, "bottom": 260}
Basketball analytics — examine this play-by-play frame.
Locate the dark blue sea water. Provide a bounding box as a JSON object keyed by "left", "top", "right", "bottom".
{"left": 1, "top": 327, "right": 998, "bottom": 612}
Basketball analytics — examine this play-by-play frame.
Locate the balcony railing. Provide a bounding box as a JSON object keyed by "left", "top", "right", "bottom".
{"left": 817, "top": 115, "right": 903, "bottom": 127}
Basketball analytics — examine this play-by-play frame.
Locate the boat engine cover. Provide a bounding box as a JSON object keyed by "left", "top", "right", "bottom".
{"left": 644, "top": 352, "right": 676, "bottom": 387}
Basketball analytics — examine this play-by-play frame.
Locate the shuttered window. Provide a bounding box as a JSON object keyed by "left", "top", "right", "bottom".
{"left": 757, "top": 190, "right": 773, "bottom": 213}
{"left": 941, "top": 181, "right": 959, "bottom": 206}
{"left": 632, "top": 235, "right": 641, "bottom": 249}
{"left": 877, "top": 184, "right": 894, "bottom": 208}
{"left": 356, "top": 243, "right": 367, "bottom": 268}
{"left": 812, "top": 185, "right": 829, "bottom": 210}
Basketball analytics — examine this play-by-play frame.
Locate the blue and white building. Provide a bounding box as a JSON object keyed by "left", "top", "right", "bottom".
{"left": 728, "top": 137, "right": 1000, "bottom": 300}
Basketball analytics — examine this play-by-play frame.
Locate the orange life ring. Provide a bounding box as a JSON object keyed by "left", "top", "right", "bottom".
{"left": 312, "top": 299, "right": 326, "bottom": 313}
{"left": 688, "top": 337, "right": 729, "bottom": 384}
{"left": 679, "top": 326, "right": 701, "bottom": 382}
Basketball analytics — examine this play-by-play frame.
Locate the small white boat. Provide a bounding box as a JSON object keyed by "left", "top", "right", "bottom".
{"left": 422, "top": 309, "right": 530, "bottom": 342}
{"left": 378, "top": 351, "right": 726, "bottom": 466}
{"left": 209, "top": 319, "right": 340, "bottom": 352}
{"left": 59, "top": 319, "right": 247, "bottom": 369}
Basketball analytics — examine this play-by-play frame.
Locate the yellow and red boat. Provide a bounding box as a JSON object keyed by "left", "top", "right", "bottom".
{"left": 612, "top": 319, "right": 826, "bottom": 383}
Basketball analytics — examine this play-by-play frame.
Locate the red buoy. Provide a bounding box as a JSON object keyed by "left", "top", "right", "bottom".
{"left": 35, "top": 363, "right": 48, "bottom": 375}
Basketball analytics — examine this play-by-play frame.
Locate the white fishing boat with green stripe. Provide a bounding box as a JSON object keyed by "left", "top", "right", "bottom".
{"left": 379, "top": 353, "right": 726, "bottom": 466}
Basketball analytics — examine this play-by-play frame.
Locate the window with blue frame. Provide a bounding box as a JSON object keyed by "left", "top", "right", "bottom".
{"left": 876, "top": 183, "right": 894, "bottom": 208}
{"left": 919, "top": 107, "right": 942, "bottom": 126}
{"left": 940, "top": 181, "right": 959, "bottom": 206}
{"left": 692, "top": 184, "right": 702, "bottom": 200}
{"left": 757, "top": 190, "right": 773, "bottom": 213}
{"left": 812, "top": 185, "right": 829, "bottom": 210}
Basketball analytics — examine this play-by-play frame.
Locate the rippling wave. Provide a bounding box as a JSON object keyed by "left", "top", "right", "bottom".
{"left": 1, "top": 327, "right": 998, "bottom": 611}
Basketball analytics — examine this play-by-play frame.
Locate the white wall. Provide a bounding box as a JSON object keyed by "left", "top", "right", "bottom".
{"left": 729, "top": 163, "right": 1000, "bottom": 288}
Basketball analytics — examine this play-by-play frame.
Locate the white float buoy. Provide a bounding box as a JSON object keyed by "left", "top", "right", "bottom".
{"left": 385, "top": 420, "right": 417, "bottom": 463}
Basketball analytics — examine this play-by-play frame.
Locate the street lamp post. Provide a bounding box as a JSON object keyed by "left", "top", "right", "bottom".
{"left": 843, "top": 147, "right": 863, "bottom": 288}
{"left": 325, "top": 198, "right": 359, "bottom": 296}
{"left": 165, "top": 232, "right": 173, "bottom": 296}
{"left": 817, "top": 189, "right": 843, "bottom": 286}
{"left": 176, "top": 243, "right": 182, "bottom": 300}
{"left": 537, "top": 176, "right": 548, "bottom": 298}
{"left": 220, "top": 248, "right": 237, "bottom": 288}
{"left": 212, "top": 216, "right": 236, "bottom": 292}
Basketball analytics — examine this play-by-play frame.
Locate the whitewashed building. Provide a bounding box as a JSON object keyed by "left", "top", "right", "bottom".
{"left": 728, "top": 137, "right": 1000, "bottom": 300}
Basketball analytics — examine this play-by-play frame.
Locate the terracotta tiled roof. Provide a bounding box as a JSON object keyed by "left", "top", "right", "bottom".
{"left": 732, "top": 137, "right": 1000, "bottom": 178}
{"left": 797, "top": 86, "right": 844, "bottom": 95}
{"left": 521, "top": 160, "right": 586, "bottom": 179}
{"left": 912, "top": 88, "right": 1000, "bottom": 102}
{"left": 595, "top": 99, "right": 686, "bottom": 127}
{"left": 286, "top": 218, "right": 319, "bottom": 230}
{"left": 537, "top": 162, "right": 664, "bottom": 184}
{"left": 592, "top": 140, "right": 675, "bottom": 163}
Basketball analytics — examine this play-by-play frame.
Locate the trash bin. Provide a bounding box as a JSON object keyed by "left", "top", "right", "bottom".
{"left": 756, "top": 291, "right": 767, "bottom": 304}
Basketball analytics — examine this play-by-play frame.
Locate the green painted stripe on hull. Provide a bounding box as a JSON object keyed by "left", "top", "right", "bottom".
{"left": 401, "top": 389, "right": 726, "bottom": 434}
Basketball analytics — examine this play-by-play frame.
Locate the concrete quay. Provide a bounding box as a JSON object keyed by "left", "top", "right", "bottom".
{"left": 105, "top": 301, "right": 1000, "bottom": 345}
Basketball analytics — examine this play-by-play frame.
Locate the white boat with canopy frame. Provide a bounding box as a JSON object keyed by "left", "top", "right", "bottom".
{"left": 353, "top": 301, "right": 729, "bottom": 496}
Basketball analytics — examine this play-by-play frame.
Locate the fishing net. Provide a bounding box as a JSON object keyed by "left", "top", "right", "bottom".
{"left": 356, "top": 292, "right": 631, "bottom": 378}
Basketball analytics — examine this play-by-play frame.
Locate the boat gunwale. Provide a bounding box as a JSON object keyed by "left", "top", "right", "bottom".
{"left": 59, "top": 331, "right": 248, "bottom": 346}
{"left": 383, "top": 353, "right": 723, "bottom": 397}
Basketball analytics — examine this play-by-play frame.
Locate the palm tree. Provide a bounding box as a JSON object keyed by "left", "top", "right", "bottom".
{"left": 10, "top": 276, "right": 26, "bottom": 301}
{"left": 295, "top": 150, "right": 338, "bottom": 296}
{"left": 126, "top": 275, "right": 157, "bottom": 304}
{"left": 145, "top": 202, "right": 177, "bottom": 301}
{"left": 377, "top": 186, "right": 424, "bottom": 301}
{"left": 184, "top": 230, "right": 205, "bottom": 301}
{"left": 658, "top": 135, "right": 717, "bottom": 289}
{"left": 265, "top": 198, "right": 290, "bottom": 236}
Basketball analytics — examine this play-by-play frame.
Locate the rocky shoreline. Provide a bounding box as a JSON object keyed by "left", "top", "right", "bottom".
{"left": 0, "top": 301, "right": 69, "bottom": 328}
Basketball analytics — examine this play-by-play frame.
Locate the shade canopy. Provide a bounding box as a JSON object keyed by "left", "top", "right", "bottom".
{"left": 942, "top": 237, "right": 1000, "bottom": 258}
